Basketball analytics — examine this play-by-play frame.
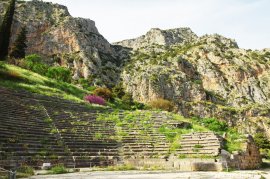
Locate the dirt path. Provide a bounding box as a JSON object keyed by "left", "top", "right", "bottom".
{"left": 27, "top": 170, "right": 270, "bottom": 179}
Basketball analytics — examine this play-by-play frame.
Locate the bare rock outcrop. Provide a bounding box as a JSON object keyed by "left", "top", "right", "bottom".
{"left": 119, "top": 29, "right": 270, "bottom": 131}
{"left": 1, "top": 0, "right": 122, "bottom": 86}
{"left": 114, "top": 27, "right": 198, "bottom": 50}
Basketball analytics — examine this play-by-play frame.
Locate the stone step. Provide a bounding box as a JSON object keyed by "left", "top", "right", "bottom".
{"left": 180, "top": 143, "right": 221, "bottom": 147}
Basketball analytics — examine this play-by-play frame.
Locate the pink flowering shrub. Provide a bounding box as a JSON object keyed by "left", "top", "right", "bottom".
{"left": 85, "top": 95, "right": 106, "bottom": 106}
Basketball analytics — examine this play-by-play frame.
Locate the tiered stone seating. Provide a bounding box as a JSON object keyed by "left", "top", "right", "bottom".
{"left": 41, "top": 101, "right": 120, "bottom": 168}
{"left": 117, "top": 111, "right": 177, "bottom": 159}
{"left": 179, "top": 132, "right": 223, "bottom": 156}
{"left": 0, "top": 87, "right": 120, "bottom": 168}
{"left": 0, "top": 88, "right": 73, "bottom": 169}
{"left": 0, "top": 87, "right": 225, "bottom": 170}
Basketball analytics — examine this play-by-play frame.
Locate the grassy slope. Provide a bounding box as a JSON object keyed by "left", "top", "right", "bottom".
{"left": 0, "top": 62, "right": 89, "bottom": 102}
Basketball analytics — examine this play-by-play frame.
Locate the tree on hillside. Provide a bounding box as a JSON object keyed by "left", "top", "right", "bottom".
{"left": 10, "top": 26, "right": 27, "bottom": 59}
{"left": 0, "top": 0, "right": 16, "bottom": 60}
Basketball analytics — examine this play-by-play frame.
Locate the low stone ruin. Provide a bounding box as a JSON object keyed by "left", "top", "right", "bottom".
{"left": 219, "top": 135, "right": 262, "bottom": 170}
{"left": 124, "top": 132, "right": 262, "bottom": 171}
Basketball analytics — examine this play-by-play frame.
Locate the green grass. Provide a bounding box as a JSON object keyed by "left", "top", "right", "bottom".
{"left": 106, "top": 164, "right": 136, "bottom": 171}
{"left": 224, "top": 128, "right": 245, "bottom": 153}
{"left": 49, "top": 164, "right": 69, "bottom": 174}
{"left": 0, "top": 62, "right": 140, "bottom": 111}
{"left": 0, "top": 62, "right": 89, "bottom": 102}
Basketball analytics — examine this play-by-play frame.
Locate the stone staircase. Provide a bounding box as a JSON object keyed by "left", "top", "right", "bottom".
{"left": 178, "top": 132, "right": 224, "bottom": 156}
{"left": 117, "top": 112, "right": 176, "bottom": 159}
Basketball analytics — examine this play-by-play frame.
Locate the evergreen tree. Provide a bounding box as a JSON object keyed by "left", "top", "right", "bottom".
{"left": 0, "top": 0, "right": 16, "bottom": 60}
{"left": 10, "top": 26, "right": 27, "bottom": 59}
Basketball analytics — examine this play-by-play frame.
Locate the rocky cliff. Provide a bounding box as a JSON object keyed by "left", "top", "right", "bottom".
{"left": 116, "top": 29, "right": 270, "bottom": 135}
{"left": 1, "top": 0, "right": 270, "bottom": 136}
{"left": 1, "top": 0, "right": 125, "bottom": 87}
{"left": 114, "top": 27, "right": 198, "bottom": 49}
{"left": 119, "top": 31, "right": 270, "bottom": 107}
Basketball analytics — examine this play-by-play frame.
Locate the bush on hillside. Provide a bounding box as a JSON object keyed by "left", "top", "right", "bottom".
{"left": 85, "top": 95, "right": 106, "bottom": 106}
{"left": 21, "top": 54, "right": 48, "bottom": 75}
{"left": 254, "top": 132, "right": 270, "bottom": 149}
{"left": 20, "top": 54, "right": 72, "bottom": 83}
{"left": 121, "top": 93, "right": 134, "bottom": 106}
{"left": 78, "top": 78, "right": 95, "bottom": 90}
{"left": 112, "top": 83, "right": 125, "bottom": 98}
{"left": 148, "top": 98, "right": 174, "bottom": 112}
{"left": 93, "top": 87, "right": 113, "bottom": 100}
{"left": 201, "top": 118, "right": 228, "bottom": 132}
{"left": 121, "top": 93, "right": 145, "bottom": 109}
{"left": 46, "top": 66, "right": 71, "bottom": 83}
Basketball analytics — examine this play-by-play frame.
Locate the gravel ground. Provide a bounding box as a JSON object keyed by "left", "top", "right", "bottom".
{"left": 27, "top": 170, "right": 270, "bottom": 179}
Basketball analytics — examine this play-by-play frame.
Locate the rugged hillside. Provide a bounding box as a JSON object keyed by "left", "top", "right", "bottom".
{"left": 116, "top": 29, "right": 270, "bottom": 135}
{"left": 0, "top": 0, "right": 127, "bottom": 87}
{"left": 117, "top": 29, "right": 269, "bottom": 106}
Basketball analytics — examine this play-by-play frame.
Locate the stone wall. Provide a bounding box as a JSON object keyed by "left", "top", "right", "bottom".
{"left": 220, "top": 135, "right": 262, "bottom": 170}
{"left": 123, "top": 158, "right": 223, "bottom": 171}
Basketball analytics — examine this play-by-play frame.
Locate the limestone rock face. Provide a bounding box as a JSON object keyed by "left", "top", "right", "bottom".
{"left": 119, "top": 29, "right": 270, "bottom": 132}
{"left": 122, "top": 56, "right": 206, "bottom": 103}
{"left": 1, "top": 0, "right": 121, "bottom": 86}
{"left": 121, "top": 32, "right": 270, "bottom": 107}
{"left": 114, "top": 27, "right": 198, "bottom": 50}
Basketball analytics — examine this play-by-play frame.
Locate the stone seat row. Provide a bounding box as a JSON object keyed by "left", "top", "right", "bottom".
{"left": 180, "top": 140, "right": 222, "bottom": 145}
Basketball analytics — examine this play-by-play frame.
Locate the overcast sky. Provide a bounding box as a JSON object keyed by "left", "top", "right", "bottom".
{"left": 40, "top": 0, "right": 269, "bottom": 49}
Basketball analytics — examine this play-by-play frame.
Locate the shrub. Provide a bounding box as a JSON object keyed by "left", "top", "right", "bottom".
{"left": 254, "top": 133, "right": 270, "bottom": 149}
{"left": 85, "top": 95, "right": 106, "bottom": 105}
{"left": 260, "top": 149, "right": 270, "bottom": 159}
{"left": 78, "top": 78, "right": 94, "bottom": 90}
{"left": 93, "top": 87, "right": 113, "bottom": 100}
{"left": 31, "top": 63, "right": 49, "bottom": 75}
{"left": 21, "top": 54, "right": 48, "bottom": 75}
{"left": 112, "top": 83, "right": 125, "bottom": 98}
{"left": 50, "top": 164, "right": 68, "bottom": 174}
{"left": 46, "top": 66, "right": 71, "bottom": 83}
{"left": 23, "top": 54, "right": 42, "bottom": 64}
{"left": 201, "top": 118, "right": 228, "bottom": 132}
{"left": 131, "top": 101, "right": 145, "bottom": 110}
{"left": 148, "top": 98, "right": 174, "bottom": 112}
{"left": 121, "top": 93, "right": 134, "bottom": 106}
